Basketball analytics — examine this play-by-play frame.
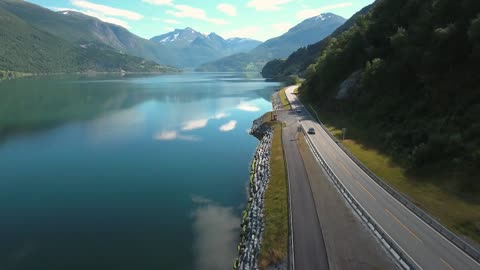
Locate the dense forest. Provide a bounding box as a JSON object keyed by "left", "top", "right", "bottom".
{"left": 295, "top": 0, "right": 480, "bottom": 191}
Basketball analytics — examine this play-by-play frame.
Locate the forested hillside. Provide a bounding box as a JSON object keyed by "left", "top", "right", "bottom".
{"left": 262, "top": 5, "right": 373, "bottom": 79}
{"left": 300, "top": 0, "right": 480, "bottom": 191}
{"left": 0, "top": 1, "right": 177, "bottom": 75}
{"left": 196, "top": 13, "right": 345, "bottom": 72}
{"left": 0, "top": 0, "right": 176, "bottom": 66}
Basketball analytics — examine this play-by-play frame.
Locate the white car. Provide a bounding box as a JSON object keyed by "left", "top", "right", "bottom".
{"left": 296, "top": 107, "right": 302, "bottom": 113}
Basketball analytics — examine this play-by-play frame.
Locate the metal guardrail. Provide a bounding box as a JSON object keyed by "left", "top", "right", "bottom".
{"left": 302, "top": 127, "right": 417, "bottom": 270}
{"left": 307, "top": 108, "right": 480, "bottom": 264}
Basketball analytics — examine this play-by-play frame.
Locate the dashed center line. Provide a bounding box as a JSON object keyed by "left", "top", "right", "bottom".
{"left": 385, "top": 208, "right": 423, "bottom": 242}
{"left": 355, "top": 179, "right": 376, "bottom": 201}
{"left": 340, "top": 163, "right": 353, "bottom": 176}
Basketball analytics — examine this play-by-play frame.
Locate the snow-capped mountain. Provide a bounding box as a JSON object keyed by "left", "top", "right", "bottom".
{"left": 151, "top": 27, "right": 205, "bottom": 48}
{"left": 150, "top": 27, "right": 262, "bottom": 68}
{"left": 197, "top": 13, "right": 346, "bottom": 72}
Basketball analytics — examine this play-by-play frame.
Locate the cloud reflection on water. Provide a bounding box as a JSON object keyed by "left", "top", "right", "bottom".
{"left": 191, "top": 195, "right": 239, "bottom": 270}
{"left": 181, "top": 119, "right": 210, "bottom": 131}
{"left": 213, "top": 112, "right": 229, "bottom": 119}
{"left": 180, "top": 112, "right": 230, "bottom": 131}
{"left": 153, "top": 130, "right": 200, "bottom": 141}
{"left": 219, "top": 120, "right": 237, "bottom": 132}
{"left": 237, "top": 103, "right": 260, "bottom": 112}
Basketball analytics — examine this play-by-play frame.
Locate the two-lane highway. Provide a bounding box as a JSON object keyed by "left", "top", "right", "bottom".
{"left": 277, "top": 86, "right": 329, "bottom": 270}
{"left": 285, "top": 86, "right": 480, "bottom": 270}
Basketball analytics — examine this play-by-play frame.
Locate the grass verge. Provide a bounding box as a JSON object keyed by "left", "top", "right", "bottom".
{"left": 308, "top": 107, "right": 480, "bottom": 243}
{"left": 279, "top": 87, "right": 292, "bottom": 110}
{"left": 258, "top": 115, "right": 289, "bottom": 269}
{"left": 293, "top": 85, "right": 300, "bottom": 94}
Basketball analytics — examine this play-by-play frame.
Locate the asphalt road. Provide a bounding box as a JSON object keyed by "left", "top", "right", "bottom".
{"left": 284, "top": 86, "right": 480, "bottom": 270}
{"left": 278, "top": 104, "right": 329, "bottom": 270}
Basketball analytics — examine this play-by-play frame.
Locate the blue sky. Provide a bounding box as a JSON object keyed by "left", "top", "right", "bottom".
{"left": 29, "top": 0, "right": 375, "bottom": 41}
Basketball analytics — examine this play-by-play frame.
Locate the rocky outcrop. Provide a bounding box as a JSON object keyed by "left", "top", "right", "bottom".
{"left": 234, "top": 121, "right": 273, "bottom": 270}
{"left": 336, "top": 70, "right": 363, "bottom": 100}
{"left": 250, "top": 116, "right": 270, "bottom": 139}
{"left": 271, "top": 91, "right": 283, "bottom": 110}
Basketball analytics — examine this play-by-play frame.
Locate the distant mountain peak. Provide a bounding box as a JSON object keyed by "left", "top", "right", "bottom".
{"left": 150, "top": 27, "right": 204, "bottom": 46}
{"left": 149, "top": 27, "right": 261, "bottom": 68}
{"left": 196, "top": 13, "right": 346, "bottom": 72}
{"left": 305, "top": 13, "right": 343, "bottom": 22}
{"left": 314, "top": 13, "right": 330, "bottom": 21}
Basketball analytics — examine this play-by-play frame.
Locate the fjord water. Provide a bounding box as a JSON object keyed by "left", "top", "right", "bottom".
{"left": 0, "top": 73, "right": 281, "bottom": 270}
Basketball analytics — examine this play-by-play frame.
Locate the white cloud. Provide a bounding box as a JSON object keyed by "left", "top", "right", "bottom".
{"left": 167, "top": 5, "right": 228, "bottom": 25}
{"left": 163, "top": 19, "right": 181, "bottom": 24}
{"left": 50, "top": 7, "right": 82, "bottom": 13}
{"left": 71, "top": 0, "right": 143, "bottom": 20}
{"left": 142, "top": 0, "right": 173, "bottom": 6}
{"left": 237, "top": 103, "right": 260, "bottom": 112}
{"left": 53, "top": 6, "right": 131, "bottom": 28}
{"left": 83, "top": 10, "right": 132, "bottom": 28}
{"left": 272, "top": 22, "right": 293, "bottom": 33}
{"left": 144, "top": 1, "right": 228, "bottom": 25}
{"left": 221, "top": 26, "right": 261, "bottom": 39}
{"left": 181, "top": 119, "right": 209, "bottom": 131}
{"left": 296, "top": 2, "right": 353, "bottom": 20}
{"left": 217, "top": 3, "right": 237, "bottom": 16}
{"left": 246, "top": 0, "right": 293, "bottom": 11}
{"left": 219, "top": 120, "right": 237, "bottom": 132}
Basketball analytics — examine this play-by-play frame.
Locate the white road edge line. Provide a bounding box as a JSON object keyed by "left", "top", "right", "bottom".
{"left": 285, "top": 85, "right": 480, "bottom": 267}
{"left": 302, "top": 126, "right": 423, "bottom": 270}
{"left": 283, "top": 129, "right": 296, "bottom": 270}
{"left": 312, "top": 121, "right": 480, "bottom": 267}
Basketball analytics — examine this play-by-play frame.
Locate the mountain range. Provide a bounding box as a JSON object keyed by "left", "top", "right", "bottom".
{"left": 0, "top": 0, "right": 261, "bottom": 72}
{"left": 0, "top": 0, "right": 350, "bottom": 74}
{"left": 150, "top": 28, "right": 261, "bottom": 68}
{"left": 196, "top": 13, "right": 346, "bottom": 72}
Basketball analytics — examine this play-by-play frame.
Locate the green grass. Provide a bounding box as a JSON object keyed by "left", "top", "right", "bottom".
{"left": 312, "top": 109, "right": 480, "bottom": 243}
{"left": 279, "top": 87, "right": 292, "bottom": 110}
{"left": 293, "top": 84, "right": 300, "bottom": 94}
{"left": 258, "top": 118, "right": 289, "bottom": 269}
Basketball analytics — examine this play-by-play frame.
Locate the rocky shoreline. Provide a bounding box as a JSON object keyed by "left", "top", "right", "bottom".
{"left": 233, "top": 116, "right": 273, "bottom": 270}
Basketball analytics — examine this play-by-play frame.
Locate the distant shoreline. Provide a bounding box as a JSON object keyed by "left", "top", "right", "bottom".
{"left": 0, "top": 70, "right": 182, "bottom": 82}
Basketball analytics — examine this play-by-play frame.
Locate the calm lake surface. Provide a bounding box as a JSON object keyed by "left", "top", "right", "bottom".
{"left": 0, "top": 73, "right": 281, "bottom": 270}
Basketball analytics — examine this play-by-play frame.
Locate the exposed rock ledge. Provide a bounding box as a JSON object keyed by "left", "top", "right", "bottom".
{"left": 233, "top": 117, "right": 273, "bottom": 270}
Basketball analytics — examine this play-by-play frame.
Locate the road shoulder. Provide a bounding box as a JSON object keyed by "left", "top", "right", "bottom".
{"left": 297, "top": 132, "right": 397, "bottom": 270}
